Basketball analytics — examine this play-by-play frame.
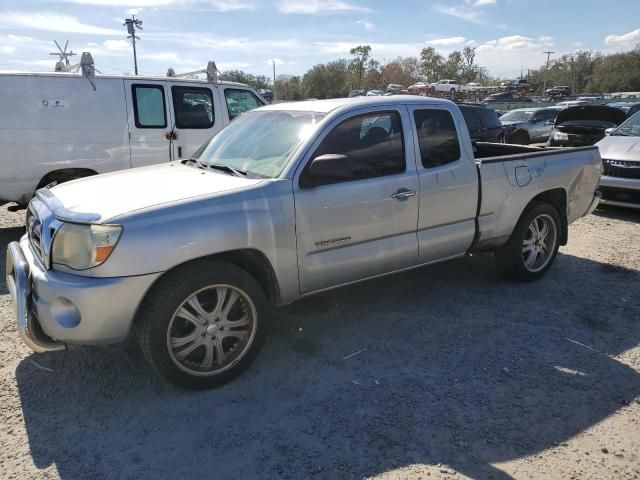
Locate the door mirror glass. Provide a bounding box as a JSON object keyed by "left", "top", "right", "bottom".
{"left": 605, "top": 127, "right": 616, "bottom": 135}
{"left": 307, "top": 154, "right": 353, "bottom": 180}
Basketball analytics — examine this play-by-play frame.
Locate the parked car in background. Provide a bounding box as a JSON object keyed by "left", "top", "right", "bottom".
{"left": 545, "top": 86, "right": 571, "bottom": 98}
{"left": 500, "top": 107, "right": 563, "bottom": 144}
{"left": 500, "top": 80, "right": 511, "bottom": 89}
{"left": 348, "top": 89, "right": 366, "bottom": 98}
{"left": 386, "top": 84, "right": 405, "bottom": 94}
{"left": 0, "top": 70, "right": 265, "bottom": 207}
{"left": 509, "top": 79, "right": 535, "bottom": 92}
{"left": 548, "top": 105, "right": 627, "bottom": 147}
{"left": 555, "top": 100, "right": 590, "bottom": 108}
{"left": 463, "top": 82, "right": 485, "bottom": 92}
{"left": 457, "top": 103, "right": 504, "bottom": 142}
{"left": 7, "top": 96, "right": 602, "bottom": 389}
{"left": 607, "top": 102, "right": 640, "bottom": 118}
{"left": 366, "top": 90, "right": 385, "bottom": 96}
{"left": 258, "top": 89, "right": 273, "bottom": 103}
{"left": 483, "top": 92, "right": 533, "bottom": 103}
{"left": 408, "top": 82, "right": 431, "bottom": 95}
{"left": 431, "top": 79, "right": 462, "bottom": 93}
{"left": 596, "top": 112, "right": 640, "bottom": 209}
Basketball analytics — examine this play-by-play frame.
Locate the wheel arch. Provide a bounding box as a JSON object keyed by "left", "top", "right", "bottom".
{"left": 526, "top": 188, "right": 568, "bottom": 245}
{"left": 37, "top": 168, "right": 99, "bottom": 189}
{"left": 131, "top": 248, "right": 281, "bottom": 334}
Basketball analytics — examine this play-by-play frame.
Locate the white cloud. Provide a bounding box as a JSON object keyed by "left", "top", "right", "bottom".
{"left": 435, "top": 5, "right": 485, "bottom": 23}
{"left": 102, "top": 39, "right": 130, "bottom": 51}
{"left": 356, "top": 20, "right": 376, "bottom": 32}
{"left": 278, "top": 0, "right": 370, "bottom": 14}
{"left": 139, "top": 51, "right": 181, "bottom": 62}
{"left": 604, "top": 28, "right": 640, "bottom": 47}
{"left": 0, "top": 46, "right": 16, "bottom": 54}
{"left": 0, "top": 12, "right": 122, "bottom": 35}
{"left": 478, "top": 35, "right": 539, "bottom": 51}
{"left": 427, "top": 36, "right": 466, "bottom": 46}
{"left": 538, "top": 36, "right": 554, "bottom": 46}
{"left": 55, "top": 0, "right": 255, "bottom": 11}
{"left": 466, "top": 0, "right": 495, "bottom": 4}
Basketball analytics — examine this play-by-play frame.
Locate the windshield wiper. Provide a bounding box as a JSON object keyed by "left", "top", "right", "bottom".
{"left": 181, "top": 157, "right": 207, "bottom": 168}
{"left": 206, "top": 163, "right": 249, "bottom": 177}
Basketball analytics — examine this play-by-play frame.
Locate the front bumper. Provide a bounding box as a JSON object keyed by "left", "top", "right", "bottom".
{"left": 585, "top": 190, "right": 602, "bottom": 216}
{"left": 599, "top": 176, "right": 640, "bottom": 209}
{"left": 6, "top": 237, "right": 161, "bottom": 352}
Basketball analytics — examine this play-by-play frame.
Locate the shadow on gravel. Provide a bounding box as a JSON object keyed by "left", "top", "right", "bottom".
{"left": 13, "top": 252, "right": 640, "bottom": 480}
{"left": 593, "top": 205, "right": 640, "bottom": 222}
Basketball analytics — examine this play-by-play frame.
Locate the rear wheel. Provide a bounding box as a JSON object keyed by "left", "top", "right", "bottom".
{"left": 509, "top": 130, "right": 531, "bottom": 145}
{"left": 140, "top": 262, "right": 267, "bottom": 389}
{"left": 494, "top": 202, "right": 561, "bottom": 281}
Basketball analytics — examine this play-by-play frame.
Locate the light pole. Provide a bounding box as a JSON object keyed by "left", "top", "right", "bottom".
{"left": 542, "top": 50, "right": 554, "bottom": 98}
{"left": 124, "top": 15, "right": 143, "bottom": 75}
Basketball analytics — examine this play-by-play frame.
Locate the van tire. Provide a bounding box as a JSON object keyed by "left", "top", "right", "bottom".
{"left": 139, "top": 261, "right": 267, "bottom": 389}
{"left": 494, "top": 202, "right": 561, "bottom": 281}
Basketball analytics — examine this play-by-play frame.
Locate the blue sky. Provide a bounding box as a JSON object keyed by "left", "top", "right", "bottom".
{"left": 0, "top": 0, "right": 639, "bottom": 80}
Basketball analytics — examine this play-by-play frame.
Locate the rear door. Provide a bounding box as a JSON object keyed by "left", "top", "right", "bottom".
{"left": 125, "top": 81, "right": 172, "bottom": 168}
{"left": 529, "top": 109, "right": 558, "bottom": 142}
{"left": 293, "top": 107, "right": 419, "bottom": 294}
{"left": 408, "top": 106, "right": 478, "bottom": 264}
{"left": 168, "top": 83, "right": 222, "bottom": 161}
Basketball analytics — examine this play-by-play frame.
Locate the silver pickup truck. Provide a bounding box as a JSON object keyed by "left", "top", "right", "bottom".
{"left": 7, "top": 97, "right": 602, "bottom": 389}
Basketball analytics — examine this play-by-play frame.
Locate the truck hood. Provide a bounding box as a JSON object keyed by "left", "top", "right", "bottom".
{"left": 49, "top": 162, "right": 263, "bottom": 222}
{"left": 556, "top": 106, "right": 626, "bottom": 126}
{"left": 596, "top": 134, "right": 640, "bottom": 160}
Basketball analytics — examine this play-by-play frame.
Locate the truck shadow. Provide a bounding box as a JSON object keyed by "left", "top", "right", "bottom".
{"left": 12, "top": 252, "right": 640, "bottom": 480}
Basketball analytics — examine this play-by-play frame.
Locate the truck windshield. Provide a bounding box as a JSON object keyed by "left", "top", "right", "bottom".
{"left": 195, "top": 110, "right": 325, "bottom": 178}
{"left": 612, "top": 112, "right": 640, "bottom": 137}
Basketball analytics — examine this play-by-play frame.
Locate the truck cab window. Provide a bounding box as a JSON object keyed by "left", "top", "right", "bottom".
{"left": 306, "top": 111, "right": 405, "bottom": 186}
{"left": 171, "top": 86, "right": 214, "bottom": 129}
{"left": 132, "top": 85, "right": 167, "bottom": 128}
{"left": 224, "top": 89, "right": 263, "bottom": 120}
{"left": 413, "top": 109, "right": 461, "bottom": 168}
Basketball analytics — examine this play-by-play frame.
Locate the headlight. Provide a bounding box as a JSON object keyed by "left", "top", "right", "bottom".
{"left": 552, "top": 131, "right": 569, "bottom": 141}
{"left": 51, "top": 223, "right": 122, "bottom": 270}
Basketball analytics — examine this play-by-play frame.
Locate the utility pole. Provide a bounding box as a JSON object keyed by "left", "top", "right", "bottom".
{"left": 124, "top": 15, "right": 143, "bottom": 75}
{"left": 272, "top": 59, "right": 277, "bottom": 102}
{"left": 542, "top": 50, "right": 554, "bottom": 97}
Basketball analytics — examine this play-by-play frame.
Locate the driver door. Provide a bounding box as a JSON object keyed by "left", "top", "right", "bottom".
{"left": 293, "top": 107, "right": 419, "bottom": 294}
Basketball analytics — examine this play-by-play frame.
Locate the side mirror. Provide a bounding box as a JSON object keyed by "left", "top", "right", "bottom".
{"left": 546, "top": 120, "right": 555, "bottom": 125}
{"left": 301, "top": 153, "right": 353, "bottom": 188}
{"left": 604, "top": 127, "right": 616, "bottom": 136}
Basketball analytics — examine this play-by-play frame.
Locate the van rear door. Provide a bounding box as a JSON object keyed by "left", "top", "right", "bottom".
{"left": 125, "top": 80, "right": 172, "bottom": 168}
{"left": 167, "top": 83, "right": 223, "bottom": 161}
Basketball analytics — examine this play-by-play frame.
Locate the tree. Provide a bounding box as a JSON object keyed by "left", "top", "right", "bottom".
{"left": 587, "top": 48, "right": 640, "bottom": 92}
{"left": 349, "top": 45, "right": 372, "bottom": 89}
{"left": 218, "top": 70, "right": 271, "bottom": 89}
{"left": 419, "top": 47, "right": 445, "bottom": 82}
{"left": 380, "top": 57, "right": 420, "bottom": 88}
{"left": 302, "top": 59, "right": 349, "bottom": 99}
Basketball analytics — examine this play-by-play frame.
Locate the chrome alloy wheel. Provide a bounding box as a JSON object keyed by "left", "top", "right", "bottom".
{"left": 522, "top": 213, "right": 557, "bottom": 273}
{"left": 167, "top": 285, "right": 257, "bottom": 376}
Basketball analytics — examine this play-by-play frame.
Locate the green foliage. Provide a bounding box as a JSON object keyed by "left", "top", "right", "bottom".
{"left": 218, "top": 70, "right": 271, "bottom": 90}
{"left": 302, "top": 59, "right": 350, "bottom": 99}
{"left": 587, "top": 48, "right": 640, "bottom": 92}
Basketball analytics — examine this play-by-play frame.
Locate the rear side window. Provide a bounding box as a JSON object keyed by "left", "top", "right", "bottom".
{"left": 414, "top": 109, "right": 461, "bottom": 168}
{"left": 460, "top": 107, "right": 480, "bottom": 132}
{"left": 478, "top": 109, "right": 501, "bottom": 128}
{"left": 308, "top": 111, "right": 405, "bottom": 185}
{"left": 224, "top": 89, "right": 263, "bottom": 120}
{"left": 132, "top": 85, "right": 167, "bottom": 128}
{"left": 171, "top": 86, "right": 214, "bottom": 129}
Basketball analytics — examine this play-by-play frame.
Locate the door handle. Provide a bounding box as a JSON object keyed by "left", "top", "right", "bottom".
{"left": 391, "top": 189, "right": 416, "bottom": 200}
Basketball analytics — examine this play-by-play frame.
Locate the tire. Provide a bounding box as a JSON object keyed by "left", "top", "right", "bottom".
{"left": 139, "top": 261, "right": 267, "bottom": 389}
{"left": 509, "top": 130, "right": 530, "bottom": 145}
{"left": 494, "top": 202, "right": 561, "bottom": 281}
{"left": 450, "top": 88, "right": 456, "bottom": 94}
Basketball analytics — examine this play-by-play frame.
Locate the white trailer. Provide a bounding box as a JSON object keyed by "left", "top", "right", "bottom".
{"left": 0, "top": 65, "right": 265, "bottom": 206}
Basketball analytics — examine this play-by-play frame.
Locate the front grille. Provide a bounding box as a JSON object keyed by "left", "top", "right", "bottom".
{"left": 602, "top": 158, "right": 640, "bottom": 179}
{"left": 26, "top": 205, "right": 44, "bottom": 263}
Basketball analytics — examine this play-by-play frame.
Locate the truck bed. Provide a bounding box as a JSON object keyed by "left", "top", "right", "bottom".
{"left": 471, "top": 142, "right": 602, "bottom": 250}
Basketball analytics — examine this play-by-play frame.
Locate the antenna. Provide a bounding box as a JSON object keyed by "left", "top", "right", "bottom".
{"left": 49, "top": 40, "right": 76, "bottom": 72}
{"left": 123, "top": 14, "right": 143, "bottom": 75}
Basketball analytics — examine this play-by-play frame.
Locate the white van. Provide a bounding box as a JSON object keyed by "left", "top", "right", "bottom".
{"left": 0, "top": 70, "right": 265, "bottom": 206}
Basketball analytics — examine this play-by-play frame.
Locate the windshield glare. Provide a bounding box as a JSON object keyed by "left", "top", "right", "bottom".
{"left": 195, "top": 110, "right": 325, "bottom": 178}
{"left": 613, "top": 112, "right": 640, "bottom": 137}
{"left": 500, "top": 111, "right": 533, "bottom": 123}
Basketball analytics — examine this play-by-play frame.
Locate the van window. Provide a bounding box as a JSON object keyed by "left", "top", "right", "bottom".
{"left": 303, "top": 111, "right": 405, "bottom": 187}
{"left": 460, "top": 107, "right": 480, "bottom": 132}
{"left": 172, "top": 86, "right": 214, "bottom": 129}
{"left": 132, "top": 85, "right": 167, "bottom": 128}
{"left": 413, "top": 109, "right": 461, "bottom": 168}
{"left": 224, "top": 89, "right": 263, "bottom": 120}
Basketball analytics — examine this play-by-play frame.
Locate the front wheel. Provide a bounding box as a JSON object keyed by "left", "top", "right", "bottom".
{"left": 494, "top": 202, "right": 561, "bottom": 281}
{"left": 139, "top": 262, "right": 267, "bottom": 389}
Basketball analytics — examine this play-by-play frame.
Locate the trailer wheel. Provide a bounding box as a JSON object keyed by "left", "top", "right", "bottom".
{"left": 494, "top": 202, "right": 561, "bottom": 281}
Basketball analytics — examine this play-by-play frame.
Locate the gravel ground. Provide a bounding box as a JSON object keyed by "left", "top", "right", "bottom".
{"left": 0, "top": 204, "right": 639, "bottom": 480}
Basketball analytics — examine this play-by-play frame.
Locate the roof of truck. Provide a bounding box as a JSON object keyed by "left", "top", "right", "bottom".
{"left": 261, "top": 95, "right": 456, "bottom": 114}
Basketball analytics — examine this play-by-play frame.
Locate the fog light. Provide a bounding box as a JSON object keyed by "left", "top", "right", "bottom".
{"left": 51, "top": 297, "right": 81, "bottom": 328}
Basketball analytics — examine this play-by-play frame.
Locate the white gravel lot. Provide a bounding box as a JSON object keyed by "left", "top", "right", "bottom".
{"left": 0, "top": 204, "right": 639, "bottom": 480}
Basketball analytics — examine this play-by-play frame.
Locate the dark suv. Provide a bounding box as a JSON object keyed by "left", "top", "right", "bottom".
{"left": 457, "top": 103, "right": 504, "bottom": 142}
